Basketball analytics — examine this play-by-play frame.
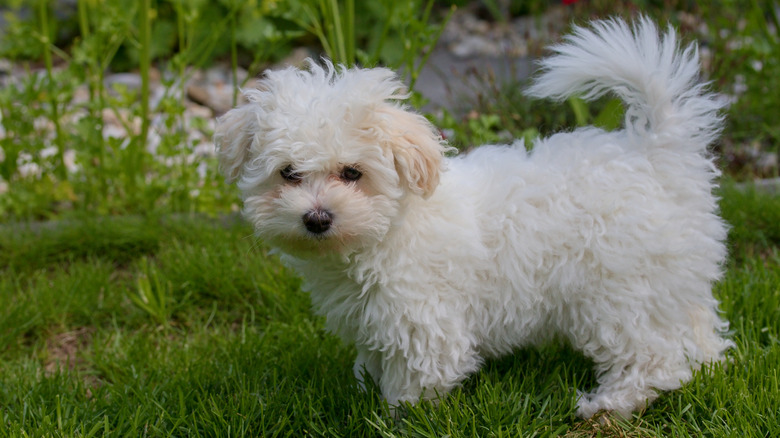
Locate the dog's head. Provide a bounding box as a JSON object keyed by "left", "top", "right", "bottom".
{"left": 214, "top": 60, "right": 447, "bottom": 255}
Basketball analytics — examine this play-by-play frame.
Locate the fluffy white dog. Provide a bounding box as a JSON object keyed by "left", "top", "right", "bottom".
{"left": 215, "top": 17, "right": 733, "bottom": 418}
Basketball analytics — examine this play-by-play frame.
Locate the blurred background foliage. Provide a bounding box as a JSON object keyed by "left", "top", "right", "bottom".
{"left": 0, "top": 0, "right": 777, "bottom": 221}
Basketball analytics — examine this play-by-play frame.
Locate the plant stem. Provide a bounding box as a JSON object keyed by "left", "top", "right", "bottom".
{"left": 370, "top": 0, "right": 397, "bottom": 65}
{"left": 77, "top": 0, "right": 92, "bottom": 101}
{"left": 325, "top": 0, "right": 345, "bottom": 65}
{"left": 77, "top": 0, "right": 108, "bottom": 204}
{"left": 174, "top": 0, "right": 188, "bottom": 134}
{"left": 345, "top": 0, "right": 354, "bottom": 65}
{"left": 408, "top": 2, "right": 455, "bottom": 91}
{"left": 38, "top": 0, "right": 66, "bottom": 180}
{"left": 137, "top": 0, "right": 152, "bottom": 194}
{"left": 230, "top": 14, "right": 239, "bottom": 107}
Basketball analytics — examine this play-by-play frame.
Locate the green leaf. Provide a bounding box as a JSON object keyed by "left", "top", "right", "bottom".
{"left": 593, "top": 98, "right": 625, "bottom": 131}
{"left": 567, "top": 96, "right": 590, "bottom": 127}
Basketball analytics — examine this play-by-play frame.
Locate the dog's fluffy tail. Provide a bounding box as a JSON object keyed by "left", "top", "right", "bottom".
{"left": 526, "top": 17, "right": 726, "bottom": 154}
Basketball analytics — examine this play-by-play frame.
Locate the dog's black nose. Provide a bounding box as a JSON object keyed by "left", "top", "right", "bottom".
{"left": 302, "top": 209, "right": 333, "bottom": 234}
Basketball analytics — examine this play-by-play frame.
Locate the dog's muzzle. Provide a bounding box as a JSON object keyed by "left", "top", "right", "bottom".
{"left": 302, "top": 209, "right": 333, "bottom": 234}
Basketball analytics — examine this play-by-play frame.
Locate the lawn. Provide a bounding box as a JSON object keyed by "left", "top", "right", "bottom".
{"left": 0, "top": 183, "right": 778, "bottom": 437}
{"left": 1, "top": 0, "right": 779, "bottom": 436}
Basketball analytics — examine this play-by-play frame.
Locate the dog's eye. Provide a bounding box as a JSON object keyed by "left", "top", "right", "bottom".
{"left": 340, "top": 166, "right": 362, "bottom": 182}
{"left": 280, "top": 165, "right": 302, "bottom": 183}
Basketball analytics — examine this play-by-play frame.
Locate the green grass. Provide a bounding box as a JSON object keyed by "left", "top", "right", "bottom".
{"left": 1, "top": 184, "right": 778, "bottom": 437}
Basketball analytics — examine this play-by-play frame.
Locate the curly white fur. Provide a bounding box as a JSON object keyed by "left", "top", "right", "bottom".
{"left": 215, "top": 17, "right": 733, "bottom": 418}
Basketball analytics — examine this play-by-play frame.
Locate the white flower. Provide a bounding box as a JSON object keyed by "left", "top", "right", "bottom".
{"left": 64, "top": 149, "right": 80, "bottom": 173}
{"left": 40, "top": 146, "right": 58, "bottom": 159}
{"left": 196, "top": 161, "right": 208, "bottom": 180}
{"left": 733, "top": 74, "right": 748, "bottom": 95}
{"left": 18, "top": 162, "right": 41, "bottom": 178}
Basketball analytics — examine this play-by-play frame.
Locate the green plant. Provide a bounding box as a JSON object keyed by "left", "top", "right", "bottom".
{"left": 131, "top": 257, "right": 174, "bottom": 328}
{"left": 567, "top": 96, "right": 625, "bottom": 131}
{"left": 0, "top": 0, "right": 246, "bottom": 219}
{"left": 478, "top": 0, "right": 549, "bottom": 22}
{"left": 291, "top": 0, "right": 453, "bottom": 87}
{"left": 435, "top": 70, "right": 626, "bottom": 151}
{"left": 699, "top": 0, "right": 780, "bottom": 177}
{"left": 37, "top": 0, "right": 67, "bottom": 179}
{"left": 299, "top": 0, "right": 358, "bottom": 66}
{"left": 0, "top": 0, "right": 453, "bottom": 221}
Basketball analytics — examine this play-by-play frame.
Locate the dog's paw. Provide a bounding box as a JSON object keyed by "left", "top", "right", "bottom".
{"left": 575, "top": 392, "right": 600, "bottom": 419}
{"left": 575, "top": 391, "right": 640, "bottom": 420}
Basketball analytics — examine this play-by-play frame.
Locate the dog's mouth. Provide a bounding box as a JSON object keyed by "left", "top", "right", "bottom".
{"left": 305, "top": 230, "right": 333, "bottom": 242}
{"left": 262, "top": 227, "right": 358, "bottom": 259}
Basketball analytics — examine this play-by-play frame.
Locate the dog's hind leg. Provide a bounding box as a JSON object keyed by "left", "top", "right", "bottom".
{"left": 572, "top": 296, "right": 731, "bottom": 418}
{"left": 575, "top": 349, "right": 693, "bottom": 418}
{"left": 566, "top": 291, "right": 707, "bottom": 418}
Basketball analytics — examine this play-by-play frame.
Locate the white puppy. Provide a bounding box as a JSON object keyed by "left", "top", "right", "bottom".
{"left": 215, "top": 17, "right": 733, "bottom": 418}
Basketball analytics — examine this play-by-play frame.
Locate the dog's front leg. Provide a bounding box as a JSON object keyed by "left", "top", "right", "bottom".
{"left": 374, "top": 319, "right": 480, "bottom": 406}
{"left": 353, "top": 346, "right": 383, "bottom": 391}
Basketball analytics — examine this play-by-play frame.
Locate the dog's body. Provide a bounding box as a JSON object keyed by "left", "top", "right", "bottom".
{"left": 215, "top": 17, "right": 733, "bottom": 417}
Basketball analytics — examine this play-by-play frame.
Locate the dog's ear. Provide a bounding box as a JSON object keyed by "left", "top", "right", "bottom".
{"left": 214, "top": 104, "right": 259, "bottom": 183}
{"left": 375, "top": 105, "right": 447, "bottom": 198}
